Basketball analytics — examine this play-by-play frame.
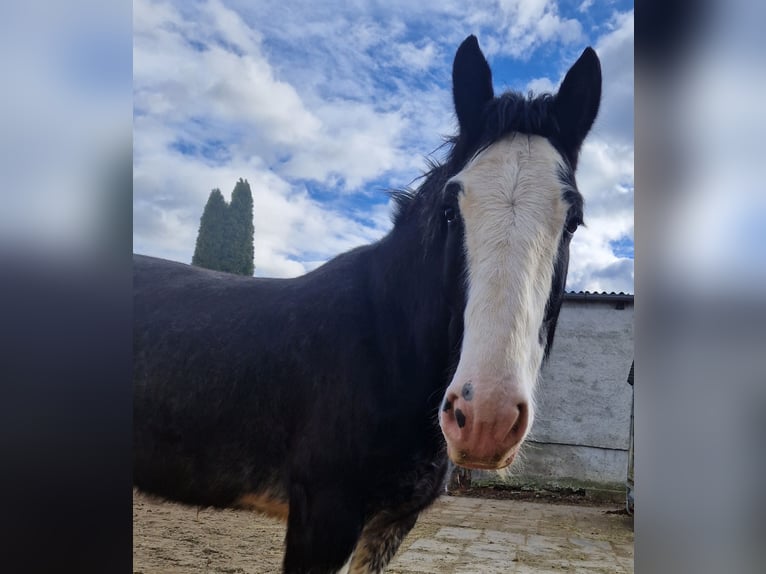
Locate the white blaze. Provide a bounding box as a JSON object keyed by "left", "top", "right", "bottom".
{"left": 451, "top": 134, "right": 569, "bottom": 423}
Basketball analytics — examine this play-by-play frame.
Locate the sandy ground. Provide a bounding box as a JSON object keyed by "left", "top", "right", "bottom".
{"left": 133, "top": 491, "right": 633, "bottom": 573}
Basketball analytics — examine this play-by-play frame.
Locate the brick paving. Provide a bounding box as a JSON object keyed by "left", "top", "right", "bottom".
{"left": 387, "top": 496, "right": 633, "bottom": 574}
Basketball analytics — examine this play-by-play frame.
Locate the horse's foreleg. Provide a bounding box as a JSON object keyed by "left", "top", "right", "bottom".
{"left": 283, "top": 481, "right": 364, "bottom": 574}
{"left": 347, "top": 511, "right": 419, "bottom": 574}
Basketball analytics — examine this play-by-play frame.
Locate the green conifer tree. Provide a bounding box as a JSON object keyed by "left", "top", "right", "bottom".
{"left": 229, "top": 178, "right": 255, "bottom": 276}
{"left": 191, "top": 188, "right": 228, "bottom": 270}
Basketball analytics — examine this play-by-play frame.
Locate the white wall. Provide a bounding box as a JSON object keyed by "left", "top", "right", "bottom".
{"left": 519, "top": 295, "right": 634, "bottom": 487}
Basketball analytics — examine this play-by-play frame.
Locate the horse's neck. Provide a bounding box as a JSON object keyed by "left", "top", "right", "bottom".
{"left": 367, "top": 230, "right": 455, "bottom": 377}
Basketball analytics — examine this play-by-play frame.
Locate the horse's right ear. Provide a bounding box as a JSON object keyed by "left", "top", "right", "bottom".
{"left": 453, "top": 35, "right": 494, "bottom": 143}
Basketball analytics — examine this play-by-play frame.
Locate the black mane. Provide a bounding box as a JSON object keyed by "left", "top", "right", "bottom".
{"left": 461, "top": 91, "right": 560, "bottom": 161}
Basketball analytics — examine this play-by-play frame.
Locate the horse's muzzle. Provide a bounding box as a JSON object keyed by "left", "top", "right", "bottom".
{"left": 439, "top": 385, "right": 530, "bottom": 469}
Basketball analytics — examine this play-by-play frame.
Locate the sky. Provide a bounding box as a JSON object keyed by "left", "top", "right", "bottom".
{"left": 133, "top": 0, "right": 634, "bottom": 293}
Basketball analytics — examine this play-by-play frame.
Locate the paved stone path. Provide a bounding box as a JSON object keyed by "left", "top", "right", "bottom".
{"left": 386, "top": 496, "right": 633, "bottom": 573}
{"left": 133, "top": 492, "right": 633, "bottom": 573}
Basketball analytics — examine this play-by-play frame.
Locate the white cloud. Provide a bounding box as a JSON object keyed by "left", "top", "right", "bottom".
{"left": 396, "top": 40, "right": 439, "bottom": 72}
{"left": 134, "top": 0, "right": 322, "bottom": 145}
{"left": 565, "top": 137, "right": 634, "bottom": 293}
{"left": 478, "top": 0, "right": 585, "bottom": 58}
{"left": 282, "top": 100, "right": 412, "bottom": 190}
{"left": 591, "top": 10, "right": 634, "bottom": 146}
{"left": 526, "top": 76, "right": 557, "bottom": 94}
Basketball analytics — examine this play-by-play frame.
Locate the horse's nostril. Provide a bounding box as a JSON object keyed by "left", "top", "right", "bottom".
{"left": 455, "top": 408, "right": 466, "bottom": 428}
{"left": 510, "top": 402, "right": 529, "bottom": 438}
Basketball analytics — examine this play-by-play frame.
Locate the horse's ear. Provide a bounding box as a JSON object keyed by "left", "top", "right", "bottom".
{"left": 452, "top": 35, "right": 494, "bottom": 142}
{"left": 554, "top": 47, "right": 601, "bottom": 165}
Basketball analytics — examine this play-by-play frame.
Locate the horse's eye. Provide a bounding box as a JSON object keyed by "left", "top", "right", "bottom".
{"left": 565, "top": 220, "right": 580, "bottom": 235}
{"left": 444, "top": 207, "right": 456, "bottom": 223}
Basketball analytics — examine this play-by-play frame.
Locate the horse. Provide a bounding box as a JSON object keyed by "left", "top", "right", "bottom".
{"left": 133, "top": 35, "right": 601, "bottom": 573}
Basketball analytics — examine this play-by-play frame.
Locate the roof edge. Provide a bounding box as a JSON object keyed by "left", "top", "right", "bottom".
{"left": 564, "top": 291, "right": 634, "bottom": 303}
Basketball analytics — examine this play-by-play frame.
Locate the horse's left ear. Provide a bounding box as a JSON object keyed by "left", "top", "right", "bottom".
{"left": 452, "top": 35, "right": 494, "bottom": 143}
{"left": 554, "top": 47, "right": 601, "bottom": 166}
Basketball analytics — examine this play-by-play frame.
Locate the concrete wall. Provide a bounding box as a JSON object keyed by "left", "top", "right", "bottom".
{"left": 517, "top": 295, "right": 634, "bottom": 488}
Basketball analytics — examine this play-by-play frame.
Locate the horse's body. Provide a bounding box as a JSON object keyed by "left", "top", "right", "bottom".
{"left": 134, "top": 36, "right": 601, "bottom": 573}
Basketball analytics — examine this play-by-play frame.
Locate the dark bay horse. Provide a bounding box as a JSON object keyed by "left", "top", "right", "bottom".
{"left": 134, "top": 35, "right": 601, "bottom": 573}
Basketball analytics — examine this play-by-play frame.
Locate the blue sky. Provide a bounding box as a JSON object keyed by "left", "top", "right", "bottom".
{"left": 133, "top": 0, "right": 634, "bottom": 292}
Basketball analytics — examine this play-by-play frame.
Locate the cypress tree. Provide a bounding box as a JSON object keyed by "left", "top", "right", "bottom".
{"left": 192, "top": 188, "right": 228, "bottom": 271}
{"left": 229, "top": 178, "right": 255, "bottom": 276}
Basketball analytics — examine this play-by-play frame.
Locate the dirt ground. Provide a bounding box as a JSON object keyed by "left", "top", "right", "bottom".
{"left": 133, "top": 490, "right": 633, "bottom": 573}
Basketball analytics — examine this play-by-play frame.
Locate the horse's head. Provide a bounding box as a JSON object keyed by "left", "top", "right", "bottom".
{"left": 436, "top": 36, "right": 601, "bottom": 470}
